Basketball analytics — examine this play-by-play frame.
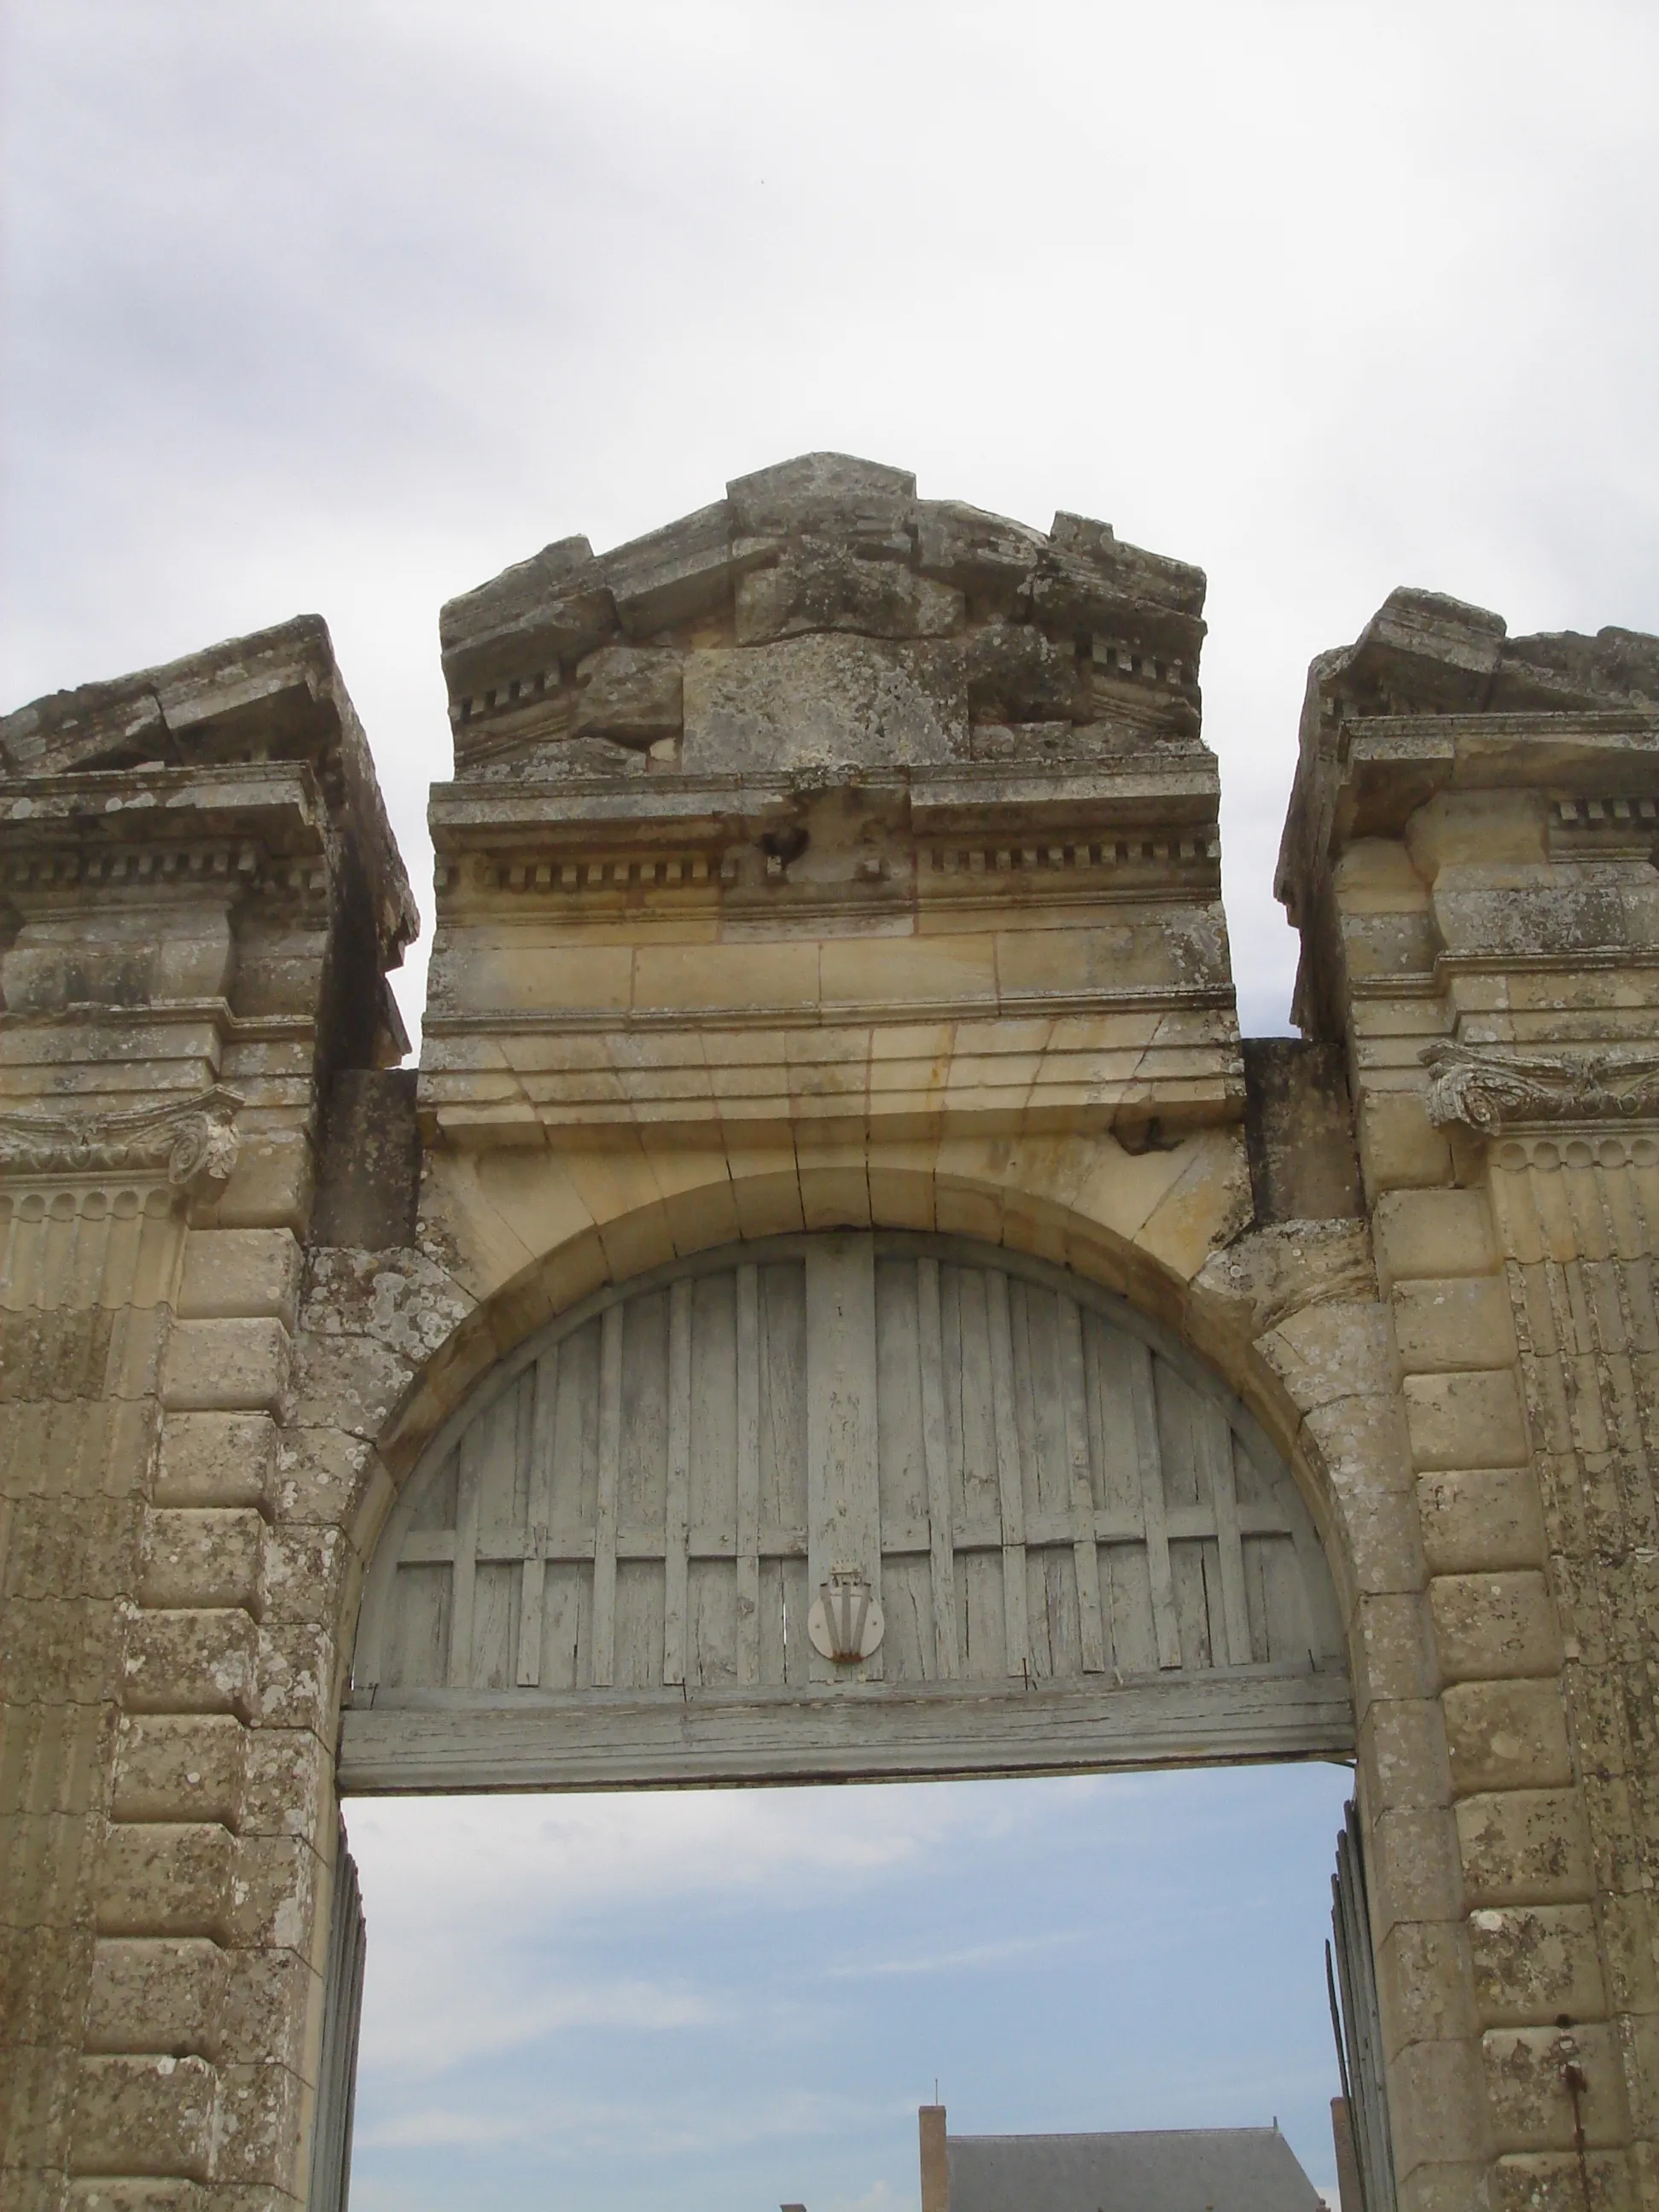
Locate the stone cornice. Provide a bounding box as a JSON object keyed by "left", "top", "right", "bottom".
{"left": 1423, "top": 1040, "right": 1659, "bottom": 1132}
{"left": 0, "top": 760, "right": 332, "bottom": 854}
{"left": 427, "top": 752, "right": 1220, "bottom": 849}
{"left": 0, "top": 1085, "right": 242, "bottom": 1195}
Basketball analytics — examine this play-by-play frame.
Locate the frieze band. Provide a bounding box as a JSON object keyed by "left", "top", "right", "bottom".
{"left": 0, "top": 1083, "right": 242, "bottom": 1195}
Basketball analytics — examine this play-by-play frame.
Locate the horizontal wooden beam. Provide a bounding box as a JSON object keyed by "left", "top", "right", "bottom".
{"left": 338, "top": 1669, "right": 1353, "bottom": 1796}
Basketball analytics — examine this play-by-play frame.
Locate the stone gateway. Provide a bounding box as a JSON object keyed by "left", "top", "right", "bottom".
{"left": 3, "top": 453, "right": 1657, "bottom": 2211}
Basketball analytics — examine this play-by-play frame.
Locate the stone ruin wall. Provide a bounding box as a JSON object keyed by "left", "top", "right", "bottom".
{"left": 2, "top": 451, "right": 1658, "bottom": 2210}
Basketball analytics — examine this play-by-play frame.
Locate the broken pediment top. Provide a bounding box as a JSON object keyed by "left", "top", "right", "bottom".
{"left": 438, "top": 454, "right": 1212, "bottom": 780}
{"left": 2, "top": 613, "right": 335, "bottom": 778}
{"left": 725, "top": 451, "right": 918, "bottom": 530}
{"left": 0, "top": 610, "right": 417, "bottom": 970}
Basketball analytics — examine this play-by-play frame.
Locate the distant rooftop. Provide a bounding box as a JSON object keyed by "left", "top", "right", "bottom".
{"left": 945, "top": 2123, "right": 1323, "bottom": 2212}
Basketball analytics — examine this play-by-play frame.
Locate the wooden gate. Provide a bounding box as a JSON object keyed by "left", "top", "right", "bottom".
{"left": 306, "top": 1821, "right": 366, "bottom": 2212}
{"left": 341, "top": 1234, "right": 1350, "bottom": 1790}
{"left": 1329, "top": 1800, "right": 1398, "bottom": 2212}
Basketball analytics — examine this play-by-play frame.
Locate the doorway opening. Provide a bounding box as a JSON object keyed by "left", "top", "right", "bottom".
{"left": 337, "top": 1764, "right": 1354, "bottom": 2212}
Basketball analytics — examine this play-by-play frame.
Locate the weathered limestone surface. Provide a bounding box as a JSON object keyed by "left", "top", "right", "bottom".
{"left": 0, "top": 621, "right": 415, "bottom": 2210}
{"left": 1280, "top": 587, "right": 1659, "bottom": 2210}
{"left": 2, "top": 458, "right": 1655, "bottom": 2209}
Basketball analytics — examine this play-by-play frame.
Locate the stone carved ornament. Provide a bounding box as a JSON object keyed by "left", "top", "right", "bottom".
{"left": 1423, "top": 1040, "right": 1659, "bottom": 1132}
{"left": 0, "top": 1084, "right": 242, "bottom": 1195}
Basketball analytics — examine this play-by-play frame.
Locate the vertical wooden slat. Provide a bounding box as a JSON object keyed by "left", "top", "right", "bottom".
{"left": 662, "top": 1278, "right": 692, "bottom": 1686}
{"left": 736, "top": 1262, "right": 761, "bottom": 1685}
{"left": 447, "top": 1426, "right": 482, "bottom": 1690}
{"left": 591, "top": 1301, "right": 623, "bottom": 1688}
{"left": 1126, "top": 1337, "right": 1182, "bottom": 1670}
{"left": 517, "top": 1348, "right": 559, "bottom": 1687}
{"left": 916, "top": 1258, "right": 958, "bottom": 1680}
{"left": 306, "top": 1819, "right": 366, "bottom": 2212}
{"left": 1057, "top": 1295, "right": 1106, "bottom": 1674}
{"left": 1196, "top": 1401, "right": 1253, "bottom": 1667}
{"left": 805, "top": 1236, "right": 882, "bottom": 1683}
{"left": 985, "top": 1269, "right": 1029, "bottom": 1677}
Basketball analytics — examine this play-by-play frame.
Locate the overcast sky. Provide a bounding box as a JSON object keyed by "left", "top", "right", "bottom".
{"left": 4, "top": 4, "right": 1656, "bottom": 2208}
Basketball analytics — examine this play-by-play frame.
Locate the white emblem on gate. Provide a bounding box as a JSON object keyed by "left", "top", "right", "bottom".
{"left": 807, "top": 1566, "right": 883, "bottom": 1662}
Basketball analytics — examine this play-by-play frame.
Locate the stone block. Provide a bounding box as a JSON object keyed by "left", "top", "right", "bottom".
{"left": 286, "top": 1331, "right": 413, "bottom": 1441}
{"left": 1396, "top": 2163, "right": 1501, "bottom": 2212}
{"left": 1430, "top": 1572, "right": 1563, "bottom": 1683}
{"left": 1353, "top": 1592, "right": 1441, "bottom": 1714}
{"left": 1240, "top": 1039, "right": 1364, "bottom": 1222}
{"left": 1457, "top": 1790, "right": 1595, "bottom": 1906}
{"left": 1358, "top": 1697, "right": 1452, "bottom": 1810}
{"left": 212, "top": 2058, "right": 306, "bottom": 2186}
{"left": 1483, "top": 2022, "right": 1629, "bottom": 2151}
{"left": 160, "top": 1319, "right": 291, "bottom": 1417}
{"left": 1359, "top": 1091, "right": 1455, "bottom": 1198}
{"left": 259, "top": 1526, "right": 352, "bottom": 1628}
{"left": 177, "top": 1232, "right": 301, "bottom": 1330}
{"left": 311, "top": 1068, "right": 421, "bottom": 1249}
{"left": 1468, "top": 1903, "right": 1609, "bottom": 2028}
{"left": 138, "top": 1511, "right": 265, "bottom": 1615}
{"left": 83, "top": 1936, "right": 225, "bottom": 2058}
{"left": 3, "top": 1492, "right": 143, "bottom": 1606}
{"left": 1301, "top": 1390, "right": 1417, "bottom": 1500}
{"left": 1417, "top": 1468, "right": 1547, "bottom": 1575}
{"left": 913, "top": 499, "right": 1042, "bottom": 611}
{"left": 1326, "top": 1481, "right": 1429, "bottom": 1602}
{"left": 111, "top": 1715, "right": 247, "bottom": 1829}
{"left": 241, "top": 1728, "right": 332, "bottom": 1848}
{"left": 152, "top": 1414, "right": 275, "bottom": 1511}
{"left": 1490, "top": 2151, "right": 1638, "bottom": 2212}
{"left": 1, "top": 1592, "right": 125, "bottom": 1709}
{"left": 0, "top": 1918, "right": 96, "bottom": 2045}
{"left": 681, "top": 636, "right": 966, "bottom": 772}
{"left": 70, "top": 2052, "right": 216, "bottom": 2180}
{"left": 1443, "top": 1679, "right": 1573, "bottom": 1794}
{"left": 0, "top": 1307, "right": 117, "bottom": 1406}
{"left": 1374, "top": 1190, "right": 1497, "bottom": 1289}
{"left": 1256, "top": 1291, "right": 1406, "bottom": 1415}
{"left": 1386, "top": 2035, "right": 1490, "bottom": 2168}
{"left": 725, "top": 451, "right": 916, "bottom": 533}
{"left": 223, "top": 1835, "right": 322, "bottom": 1953}
{"left": 736, "top": 545, "right": 963, "bottom": 645}
{"left": 1595, "top": 1890, "right": 1659, "bottom": 2015}
{"left": 1376, "top": 1917, "right": 1477, "bottom": 2049}
{"left": 573, "top": 645, "right": 683, "bottom": 745}
{"left": 602, "top": 498, "right": 736, "bottom": 637}
{"left": 251, "top": 1624, "right": 337, "bottom": 1735}
{"left": 1393, "top": 1276, "right": 1518, "bottom": 1374}
{"left": 96, "top": 1824, "right": 233, "bottom": 1939}
{"left": 218, "top": 1947, "right": 317, "bottom": 2073}
{"left": 210, "top": 1126, "right": 313, "bottom": 1233}
{"left": 270, "top": 1425, "right": 375, "bottom": 1526}
{"left": 301, "top": 1244, "right": 475, "bottom": 1364}
{"left": 67, "top": 2181, "right": 207, "bottom": 2212}
{"left": 122, "top": 1610, "right": 257, "bottom": 1718}
{"left": 1405, "top": 1368, "right": 1529, "bottom": 1470}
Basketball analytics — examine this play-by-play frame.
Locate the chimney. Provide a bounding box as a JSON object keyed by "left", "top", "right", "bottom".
{"left": 919, "top": 2105, "right": 948, "bottom": 2212}
{"left": 1330, "top": 2098, "right": 1360, "bottom": 2212}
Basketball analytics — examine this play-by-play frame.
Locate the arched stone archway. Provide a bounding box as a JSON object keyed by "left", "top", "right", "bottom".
{"left": 8, "top": 457, "right": 1647, "bottom": 2209}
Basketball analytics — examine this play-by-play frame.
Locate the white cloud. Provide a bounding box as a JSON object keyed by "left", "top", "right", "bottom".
{"left": 359, "top": 2081, "right": 907, "bottom": 2161}
{"left": 827, "top": 1931, "right": 1083, "bottom": 1981}
{"left": 345, "top": 1779, "right": 1110, "bottom": 2073}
